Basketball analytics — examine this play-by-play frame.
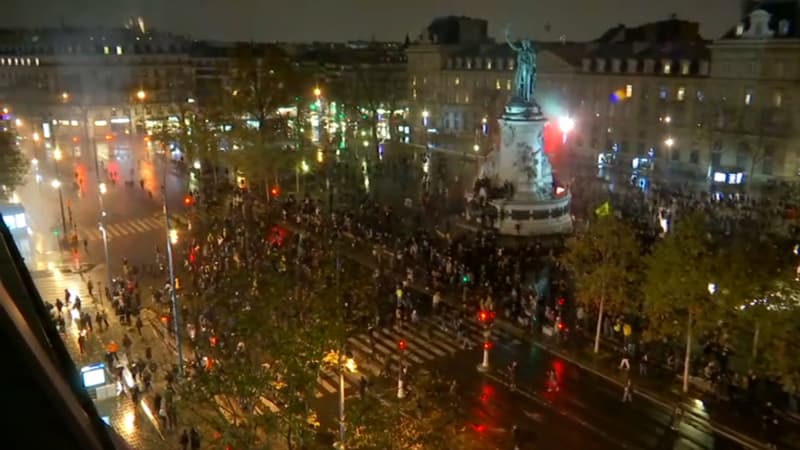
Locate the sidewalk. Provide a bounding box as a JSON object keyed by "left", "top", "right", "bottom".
{"left": 35, "top": 264, "right": 166, "bottom": 450}
{"left": 279, "top": 219, "right": 795, "bottom": 450}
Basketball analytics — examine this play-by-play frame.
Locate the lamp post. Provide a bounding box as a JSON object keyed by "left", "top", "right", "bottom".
{"left": 98, "top": 182, "right": 112, "bottom": 289}
{"left": 52, "top": 148, "right": 68, "bottom": 241}
{"left": 397, "top": 339, "right": 407, "bottom": 399}
{"left": 162, "top": 157, "right": 184, "bottom": 377}
{"left": 338, "top": 352, "right": 357, "bottom": 448}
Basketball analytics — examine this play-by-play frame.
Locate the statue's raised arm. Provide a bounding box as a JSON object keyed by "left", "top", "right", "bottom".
{"left": 505, "top": 25, "right": 521, "bottom": 51}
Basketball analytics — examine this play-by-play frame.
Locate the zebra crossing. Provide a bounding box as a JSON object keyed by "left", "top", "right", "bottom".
{"left": 311, "top": 313, "right": 520, "bottom": 399}
{"left": 82, "top": 213, "right": 188, "bottom": 242}
{"left": 214, "top": 314, "right": 520, "bottom": 421}
{"left": 32, "top": 269, "right": 94, "bottom": 307}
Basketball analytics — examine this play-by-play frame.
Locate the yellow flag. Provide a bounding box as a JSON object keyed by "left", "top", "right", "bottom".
{"left": 595, "top": 201, "right": 612, "bottom": 217}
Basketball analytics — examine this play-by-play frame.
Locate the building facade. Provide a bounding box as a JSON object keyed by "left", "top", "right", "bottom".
{"left": 408, "top": 2, "right": 800, "bottom": 186}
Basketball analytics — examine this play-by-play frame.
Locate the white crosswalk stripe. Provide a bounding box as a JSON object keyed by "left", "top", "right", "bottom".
{"left": 82, "top": 213, "right": 189, "bottom": 242}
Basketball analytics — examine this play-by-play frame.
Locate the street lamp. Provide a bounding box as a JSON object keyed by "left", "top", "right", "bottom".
{"left": 313, "top": 87, "right": 322, "bottom": 97}
{"left": 136, "top": 89, "right": 146, "bottom": 101}
{"left": 559, "top": 115, "right": 575, "bottom": 144}
{"left": 338, "top": 351, "right": 357, "bottom": 447}
{"left": 664, "top": 137, "right": 675, "bottom": 148}
{"left": 473, "top": 144, "right": 480, "bottom": 152}
{"left": 54, "top": 147, "right": 63, "bottom": 161}
{"left": 32, "top": 132, "right": 40, "bottom": 142}
{"left": 51, "top": 179, "right": 68, "bottom": 241}
{"left": 161, "top": 167, "right": 185, "bottom": 377}
{"left": 61, "top": 92, "right": 70, "bottom": 101}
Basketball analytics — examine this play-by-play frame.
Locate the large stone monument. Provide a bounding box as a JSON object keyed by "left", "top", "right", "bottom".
{"left": 468, "top": 28, "right": 572, "bottom": 236}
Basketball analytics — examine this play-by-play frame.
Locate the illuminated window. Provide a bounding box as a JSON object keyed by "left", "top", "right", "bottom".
{"left": 774, "top": 91, "right": 783, "bottom": 107}
{"left": 412, "top": 89, "right": 417, "bottom": 99}
{"left": 506, "top": 79, "right": 511, "bottom": 91}
{"left": 412, "top": 76, "right": 416, "bottom": 86}
{"left": 625, "top": 84, "right": 633, "bottom": 98}
{"left": 34, "top": 57, "right": 39, "bottom": 66}
{"left": 466, "top": 59, "right": 472, "bottom": 69}
{"left": 508, "top": 59, "right": 515, "bottom": 71}
{"left": 659, "top": 87, "right": 668, "bottom": 100}
{"left": 103, "top": 46, "right": 110, "bottom": 55}
{"left": 496, "top": 79, "right": 501, "bottom": 90}
{"left": 486, "top": 59, "right": 492, "bottom": 70}
{"left": 116, "top": 45, "right": 123, "bottom": 55}
{"left": 696, "top": 90, "right": 705, "bottom": 102}
{"left": 663, "top": 62, "right": 672, "bottom": 75}
{"left": 677, "top": 87, "right": 686, "bottom": 101}
{"left": 26, "top": 58, "right": 31, "bottom": 66}
{"left": 464, "top": 94, "right": 470, "bottom": 104}
{"left": 454, "top": 77, "right": 460, "bottom": 86}
{"left": 744, "top": 91, "right": 753, "bottom": 106}
{"left": 681, "top": 61, "right": 690, "bottom": 75}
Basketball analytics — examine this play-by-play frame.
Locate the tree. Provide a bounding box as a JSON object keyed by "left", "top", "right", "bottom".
{"left": 224, "top": 44, "right": 305, "bottom": 198}
{"left": 176, "top": 243, "right": 353, "bottom": 449}
{"left": 560, "top": 215, "right": 642, "bottom": 354}
{"left": 717, "top": 230, "right": 794, "bottom": 363}
{"left": 643, "top": 212, "right": 728, "bottom": 393}
{"left": 0, "top": 131, "right": 29, "bottom": 200}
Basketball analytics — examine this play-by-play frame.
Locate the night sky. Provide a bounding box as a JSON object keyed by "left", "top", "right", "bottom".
{"left": 2, "top": 0, "right": 741, "bottom": 42}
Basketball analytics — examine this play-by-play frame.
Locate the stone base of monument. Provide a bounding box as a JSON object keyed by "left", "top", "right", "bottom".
{"left": 488, "top": 193, "right": 572, "bottom": 236}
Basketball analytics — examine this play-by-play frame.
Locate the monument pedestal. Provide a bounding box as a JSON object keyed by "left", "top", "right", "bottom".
{"left": 489, "top": 194, "right": 572, "bottom": 236}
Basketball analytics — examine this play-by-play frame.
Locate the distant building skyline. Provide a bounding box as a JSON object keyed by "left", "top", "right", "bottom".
{"left": 1, "top": 0, "right": 741, "bottom": 43}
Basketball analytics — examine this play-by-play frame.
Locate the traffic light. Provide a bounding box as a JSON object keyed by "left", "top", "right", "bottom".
{"left": 183, "top": 194, "right": 194, "bottom": 206}
{"left": 398, "top": 339, "right": 406, "bottom": 351}
{"left": 461, "top": 274, "right": 470, "bottom": 284}
{"left": 270, "top": 186, "right": 280, "bottom": 197}
{"left": 478, "top": 310, "right": 495, "bottom": 326}
{"left": 483, "top": 341, "right": 492, "bottom": 350}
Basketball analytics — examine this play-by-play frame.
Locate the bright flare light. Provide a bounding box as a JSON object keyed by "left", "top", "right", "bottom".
{"left": 193, "top": 160, "right": 201, "bottom": 170}
{"left": 169, "top": 229, "right": 178, "bottom": 245}
{"left": 53, "top": 148, "right": 63, "bottom": 160}
{"left": 313, "top": 87, "right": 322, "bottom": 97}
{"left": 15, "top": 118, "right": 22, "bottom": 127}
{"left": 99, "top": 182, "right": 107, "bottom": 195}
{"left": 473, "top": 144, "right": 480, "bottom": 152}
{"left": 664, "top": 137, "right": 675, "bottom": 147}
{"left": 32, "top": 132, "right": 40, "bottom": 142}
{"left": 136, "top": 90, "right": 146, "bottom": 101}
{"left": 50, "top": 179, "right": 61, "bottom": 189}
{"left": 558, "top": 116, "right": 575, "bottom": 133}
{"left": 31, "top": 158, "right": 38, "bottom": 166}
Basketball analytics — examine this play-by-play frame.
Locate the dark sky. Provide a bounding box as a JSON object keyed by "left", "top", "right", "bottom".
{"left": 2, "top": 0, "right": 741, "bottom": 42}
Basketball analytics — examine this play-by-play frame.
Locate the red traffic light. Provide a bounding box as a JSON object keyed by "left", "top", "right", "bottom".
{"left": 398, "top": 339, "right": 406, "bottom": 351}
{"left": 478, "top": 310, "right": 496, "bottom": 325}
{"left": 270, "top": 186, "right": 280, "bottom": 197}
{"left": 184, "top": 194, "right": 194, "bottom": 206}
{"left": 483, "top": 341, "right": 492, "bottom": 350}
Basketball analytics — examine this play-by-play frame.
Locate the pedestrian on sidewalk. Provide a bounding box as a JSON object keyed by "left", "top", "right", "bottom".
{"left": 122, "top": 333, "right": 133, "bottom": 357}
{"left": 135, "top": 316, "right": 144, "bottom": 336}
{"left": 618, "top": 353, "right": 630, "bottom": 371}
{"left": 55, "top": 298, "right": 64, "bottom": 316}
{"left": 87, "top": 279, "right": 94, "bottom": 298}
{"left": 179, "top": 429, "right": 189, "bottom": 450}
{"left": 189, "top": 427, "right": 200, "bottom": 450}
{"left": 77, "top": 332, "right": 86, "bottom": 354}
{"left": 622, "top": 378, "right": 633, "bottom": 403}
{"left": 638, "top": 352, "right": 649, "bottom": 376}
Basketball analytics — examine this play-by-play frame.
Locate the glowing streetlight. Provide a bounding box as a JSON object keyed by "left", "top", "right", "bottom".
{"left": 14, "top": 118, "right": 22, "bottom": 127}
{"left": 61, "top": 92, "right": 69, "bottom": 101}
{"left": 53, "top": 147, "right": 63, "bottom": 161}
{"left": 31, "top": 158, "right": 38, "bottom": 167}
{"left": 136, "top": 89, "right": 146, "bottom": 101}
{"left": 422, "top": 110, "right": 429, "bottom": 118}
{"left": 32, "top": 132, "right": 40, "bottom": 142}
{"left": 99, "top": 182, "right": 107, "bottom": 195}
{"left": 193, "top": 160, "right": 201, "bottom": 170}
{"left": 707, "top": 283, "right": 717, "bottom": 295}
{"left": 50, "top": 179, "right": 61, "bottom": 189}
{"left": 664, "top": 115, "right": 672, "bottom": 124}
{"left": 473, "top": 144, "right": 480, "bottom": 152}
{"left": 169, "top": 228, "right": 178, "bottom": 245}
{"left": 313, "top": 87, "right": 322, "bottom": 97}
{"left": 300, "top": 160, "right": 310, "bottom": 173}
{"left": 664, "top": 137, "right": 675, "bottom": 148}
{"left": 558, "top": 116, "right": 575, "bottom": 134}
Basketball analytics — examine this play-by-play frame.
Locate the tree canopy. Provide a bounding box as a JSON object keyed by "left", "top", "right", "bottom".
{"left": 0, "top": 131, "right": 29, "bottom": 200}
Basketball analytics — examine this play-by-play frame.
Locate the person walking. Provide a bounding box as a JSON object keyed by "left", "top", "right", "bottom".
{"left": 189, "top": 427, "right": 201, "bottom": 450}
{"left": 622, "top": 378, "right": 633, "bottom": 403}
{"left": 87, "top": 279, "right": 94, "bottom": 298}
{"left": 179, "top": 429, "right": 189, "bottom": 450}
{"left": 77, "top": 332, "right": 86, "bottom": 355}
